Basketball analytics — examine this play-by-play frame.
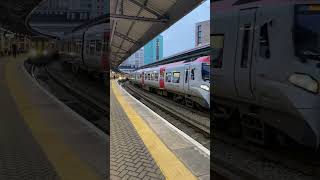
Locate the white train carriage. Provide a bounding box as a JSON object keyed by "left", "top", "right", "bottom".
{"left": 130, "top": 56, "right": 210, "bottom": 108}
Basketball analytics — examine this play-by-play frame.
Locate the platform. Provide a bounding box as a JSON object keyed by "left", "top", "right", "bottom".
{"left": 110, "top": 80, "right": 210, "bottom": 180}
{"left": 1, "top": 55, "right": 107, "bottom": 179}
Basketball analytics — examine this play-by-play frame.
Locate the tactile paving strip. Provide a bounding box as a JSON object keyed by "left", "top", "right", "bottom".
{"left": 110, "top": 90, "right": 165, "bottom": 180}
{"left": 0, "top": 81, "right": 59, "bottom": 179}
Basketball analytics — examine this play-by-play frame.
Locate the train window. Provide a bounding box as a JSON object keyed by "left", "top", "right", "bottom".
{"left": 241, "top": 24, "right": 251, "bottom": 68}
{"left": 185, "top": 70, "right": 189, "bottom": 83}
{"left": 96, "top": 40, "right": 102, "bottom": 54}
{"left": 86, "top": 41, "right": 89, "bottom": 54}
{"left": 191, "top": 69, "right": 195, "bottom": 80}
{"left": 211, "top": 34, "right": 224, "bottom": 68}
{"left": 90, "top": 40, "right": 95, "bottom": 55}
{"left": 172, "top": 72, "right": 180, "bottom": 83}
{"left": 103, "top": 42, "right": 108, "bottom": 52}
{"left": 151, "top": 73, "right": 154, "bottom": 80}
{"left": 155, "top": 73, "right": 159, "bottom": 81}
{"left": 166, "top": 72, "right": 172, "bottom": 82}
{"left": 148, "top": 73, "right": 151, "bottom": 80}
{"left": 259, "top": 23, "right": 270, "bottom": 59}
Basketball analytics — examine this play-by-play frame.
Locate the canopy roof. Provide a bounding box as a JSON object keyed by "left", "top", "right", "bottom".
{"left": 0, "top": 0, "right": 45, "bottom": 35}
{"left": 110, "top": 0, "right": 205, "bottom": 68}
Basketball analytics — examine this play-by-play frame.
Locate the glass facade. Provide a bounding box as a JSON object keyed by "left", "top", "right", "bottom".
{"left": 144, "top": 35, "right": 163, "bottom": 65}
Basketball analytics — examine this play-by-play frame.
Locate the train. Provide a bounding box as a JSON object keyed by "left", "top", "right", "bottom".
{"left": 211, "top": 0, "right": 320, "bottom": 148}
{"left": 58, "top": 22, "right": 109, "bottom": 80}
{"left": 129, "top": 56, "right": 210, "bottom": 109}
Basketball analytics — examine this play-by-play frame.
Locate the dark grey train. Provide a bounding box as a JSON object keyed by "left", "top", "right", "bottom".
{"left": 58, "top": 22, "right": 109, "bottom": 80}
{"left": 211, "top": 0, "right": 320, "bottom": 148}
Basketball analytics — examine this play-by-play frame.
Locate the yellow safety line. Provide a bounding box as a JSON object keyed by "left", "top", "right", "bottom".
{"left": 111, "top": 80, "right": 197, "bottom": 180}
{"left": 5, "top": 57, "right": 101, "bottom": 180}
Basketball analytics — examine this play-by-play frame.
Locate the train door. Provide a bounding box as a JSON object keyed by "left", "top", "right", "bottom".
{"left": 159, "top": 67, "right": 165, "bottom": 89}
{"left": 235, "top": 9, "right": 257, "bottom": 99}
{"left": 184, "top": 65, "right": 190, "bottom": 92}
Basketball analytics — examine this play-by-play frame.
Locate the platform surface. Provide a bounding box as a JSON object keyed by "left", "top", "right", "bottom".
{"left": 111, "top": 80, "right": 210, "bottom": 180}
{"left": 0, "top": 55, "right": 107, "bottom": 179}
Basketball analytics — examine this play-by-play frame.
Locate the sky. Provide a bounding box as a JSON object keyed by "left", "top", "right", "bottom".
{"left": 161, "top": 0, "right": 210, "bottom": 57}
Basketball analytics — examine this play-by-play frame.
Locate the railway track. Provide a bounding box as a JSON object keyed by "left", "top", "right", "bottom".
{"left": 211, "top": 118, "right": 320, "bottom": 179}
{"left": 122, "top": 81, "right": 210, "bottom": 147}
{"left": 27, "top": 61, "right": 108, "bottom": 134}
{"left": 45, "top": 66, "right": 108, "bottom": 115}
{"left": 213, "top": 129, "right": 320, "bottom": 178}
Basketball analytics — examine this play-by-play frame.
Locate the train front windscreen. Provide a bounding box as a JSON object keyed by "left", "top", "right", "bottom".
{"left": 295, "top": 4, "right": 320, "bottom": 61}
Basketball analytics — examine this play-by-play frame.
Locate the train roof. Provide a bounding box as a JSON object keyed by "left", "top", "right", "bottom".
{"left": 211, "top": 0, "right": 320, "bottom": 12}
{"left": 161, "top": 56, "right": 210, "bottom": 68}
{"left": 133, "top": 56, "right": 210, "bottom": 72}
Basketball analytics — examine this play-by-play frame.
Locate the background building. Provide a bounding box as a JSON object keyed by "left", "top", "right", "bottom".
{"left": 120, "top": 48, "right": 144, "bottom": 68}
{"left": 195, "top": 20, "right": 209, "bottom": 47}
{"left": 120, "top": 35, "right": 164, "bottom": 70}
{"left": 144, "top": 35, "right": 163, "bottom": 65}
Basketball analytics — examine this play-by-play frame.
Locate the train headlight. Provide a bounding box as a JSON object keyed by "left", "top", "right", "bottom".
{"left": 289, "top": 73, "right": 319, "bottom": 93}
{"left": 200, "top": 84, "right": 210, "bottom": 91}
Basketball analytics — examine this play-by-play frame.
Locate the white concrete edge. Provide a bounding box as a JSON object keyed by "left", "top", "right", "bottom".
{"left": 116, "top": 81, "right": 210, "bottom": 156}
{"left": 21, "top": 61, "right": 108, "bottom": 140}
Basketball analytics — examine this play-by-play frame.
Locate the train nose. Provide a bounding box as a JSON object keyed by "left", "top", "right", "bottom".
{"left": 199, "top": 89, "right": 210, "bottom": 109}
{"left": 297, "top": 108, "right": 320, "bottom": 149}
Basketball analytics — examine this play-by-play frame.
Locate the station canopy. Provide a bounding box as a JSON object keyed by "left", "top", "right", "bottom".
{"left": 110, "top": 0, "right": 206, "bottom": 68}
{"left": 0, "top": 0, "right": 43, "bottom": 35}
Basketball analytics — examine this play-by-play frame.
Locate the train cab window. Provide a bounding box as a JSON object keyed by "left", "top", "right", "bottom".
{"left": 259, "top": 23, "right": 271, "bottom": 59}
{"left": 241, "top": 24, "right": 251, "bottom": 68}
{"left": 191, "top": 69, "right": 195, "bottom": 80}
{"left": 202, "top": 63, "right": 210, "bottom": 81}
{"left": 172, "top": 72, "right": 180, "bottom": 83}
{"left": 211, "top": 35, "right": 224, "bottom": 68}
{"left": 166, "top": 72, "right": 172, "bottom": 82}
